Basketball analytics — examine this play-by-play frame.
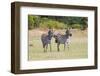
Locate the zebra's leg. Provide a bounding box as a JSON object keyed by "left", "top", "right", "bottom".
{"left": 64, "top": 44, "right": 66, "bottom": 51}
{"left": 46, "top": 44, "right": 48, "bottom": 52}
{"left": 44, "top": 45, "right": 46, "bottom": 52}
{"left": 67, "top": 43, "right": 69, "bottom": 51}
{"left": 50, "top": 43, "right": 52, "bottom": 52}
{"left": 57, "top": 43, "right": 60, "bottom": 52}
{"left": 43, "top": 44, "right": 46, "bottom": 52}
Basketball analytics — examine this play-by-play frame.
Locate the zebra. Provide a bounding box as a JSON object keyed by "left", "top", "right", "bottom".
{"left": 54, "top": 29, "right": 72, "bottom": 52}
{"left": 41, "top": 29, "right": 53, "bottom": 52}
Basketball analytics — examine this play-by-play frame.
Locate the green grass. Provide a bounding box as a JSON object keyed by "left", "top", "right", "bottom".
{"left": 28, "top": 29, "right": 88, "bottom": 61}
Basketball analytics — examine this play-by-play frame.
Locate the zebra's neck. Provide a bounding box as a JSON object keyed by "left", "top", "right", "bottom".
{"left": 48, "top": 35, "right": 52, "bottom": 40}
{"left": 66, "top": 33, "right": 70, "bottom": 38}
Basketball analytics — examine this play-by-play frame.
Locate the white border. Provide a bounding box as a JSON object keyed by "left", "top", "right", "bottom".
{"left": 20, "top": 6, "right": 95, "bottom": 70}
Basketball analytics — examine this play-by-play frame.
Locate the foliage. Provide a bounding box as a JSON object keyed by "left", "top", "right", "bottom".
{"left": 28, "top": 15, "right": 88, "bottom": 30}
{"left": 28, "top": 15, "right": 40, "bottom": 29}
{"left": 40, "top": 19, "right": 65, "bottom": 29}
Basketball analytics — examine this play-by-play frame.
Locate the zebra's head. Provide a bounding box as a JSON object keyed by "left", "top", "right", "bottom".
{"left": 66, "top": 29, "right": 72, "bottom": 37}
{"left": 48, "top": 29, "right": 54, "bottom": 40}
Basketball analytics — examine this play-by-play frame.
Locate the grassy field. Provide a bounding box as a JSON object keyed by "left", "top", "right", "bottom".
{"left": 28, "top": 29, "right": 88, "bottom": 61}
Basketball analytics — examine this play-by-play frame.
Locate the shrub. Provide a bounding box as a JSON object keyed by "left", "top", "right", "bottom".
{"left": 28, "top": 15, "right": 40, "bottom": 29}
{"left": 71, "top": 24, "right": 81, "bottom": 29}
{"left": 40, "top": 19, "right": 66, "bottom": 29}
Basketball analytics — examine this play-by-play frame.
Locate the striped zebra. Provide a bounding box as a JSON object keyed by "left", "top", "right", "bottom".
{"left": 54, "top": 29, "right": 72, "bottom": 51}
{"left": 41, "top": 29, "right": 53, "bottom": 52}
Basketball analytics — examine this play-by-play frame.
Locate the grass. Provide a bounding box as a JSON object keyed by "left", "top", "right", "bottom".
{"left": 28, "top": 29, "right": 88, "bottom": 61}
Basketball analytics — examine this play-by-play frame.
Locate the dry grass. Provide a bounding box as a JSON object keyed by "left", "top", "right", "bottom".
{"left": 28, "top": 29, "right": 88, "bottom": 61}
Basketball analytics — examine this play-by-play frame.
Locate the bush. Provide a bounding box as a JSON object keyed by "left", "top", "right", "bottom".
{"left": 40, "top": 19, "right": 66, "bottom": 29}
{"left": 28, "top": 15, "right": 87, "bottom": 30}
{"left": 28, "top": 15, "right": 40, "bottom": 29}
{"left": 71, "top": 24, "right": 81, "bottom": 29}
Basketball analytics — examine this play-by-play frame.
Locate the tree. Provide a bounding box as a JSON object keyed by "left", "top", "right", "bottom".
{"left": 80, "top": 17, "right": 88, "bottom": 30}
{"left": 28, "top": 15, "right": 88, "bottom": 30}
{"left": 28, "top": 15, "right": 40, "bottom": 29}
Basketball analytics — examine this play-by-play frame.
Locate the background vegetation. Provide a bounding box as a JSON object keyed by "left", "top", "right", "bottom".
{"left": 28, "top": 15, "right": 88, "bottom": 30}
